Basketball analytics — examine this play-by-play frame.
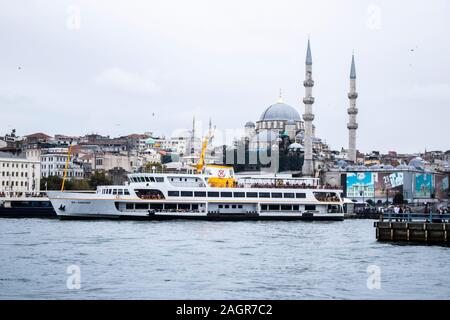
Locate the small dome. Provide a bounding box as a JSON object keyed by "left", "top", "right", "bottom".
{"left": 245, "top": 121, "right": 255, "bottom": 128}
{"left": 336, "top": 160, "right": 348, "bottom": 169}
{"left": 288, "top": 142, "right": 304, "bottom": 151}
{"left": 259, "top": 102, "right": 301, "bottom": 122}
{"left": 409, "top": 157, "right": 425, "bottom": 170}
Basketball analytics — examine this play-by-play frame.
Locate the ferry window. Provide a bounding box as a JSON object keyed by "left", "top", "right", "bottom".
{"left": 124, "top": 189, "right": 130, "bottom": 195}
{"left": 192, "top": 204, "right": 199, "bottom": 210}
{"left": 246, "top": 192, "right": 258, "bottom": 198}
{"left": 118, "top": 189, "right": 124, "bottom": 195}
{"left": 164, "top": 203, "right": 176, "bottom": 210}
{"left": 221, "top": 192, "right": 232, "bottom": 198}
{"left": 293, "top": 205, "right": 299, "bottom": 211}
{"left": 178, "top": 203, "right": 190, "bottom": 210}
{"left": 238, "top": 205, "right": 243, "bottom": 209}
{"left": 150, "top": 177, "right": 155, "bottom": 182}
{"left": 219, "top": 205, "right": 223, "bottom": 208}
{"left": 269, "top": 204, "right": 280, "bottom": 211}
{"left": 305, "top": 205, "right": 316, "bottom": 211}
{"left": 225, "top": 205, "right": 230, "bottom": 208}
{"left": 271, "top": 192, "right": 282, "bottom": 198}
{"left": 135, "top": 203, "right": 149, "bottom": 210}
{"left": 112, "top": 189, "right": 118, "bottom": 195}
{"left": 194, "top": 191, "right": 206, "bottom": 197}
{"left": 108, "top": 189, "right": 112, "bottom": 194}
{"left": 284, "top": 193, "right": 295, "bottom": 198}
{"left": 296, "top": 193, "right": 306, "bottom": 198}
{"left": 168, "top": 191, "right": 180, "bottom": 197}
{"left": 150, "top": 203, "right": 163, "bottom": 210}
{"left": 259, "top": 192, "right": 270, "bottom": 198}
{"left": 144, "top": 177, "right": 150, "bottom": 182}
{"left": 181, "top": 191, "right": 193, "bottom": 197}
{"left": 208, "top": 191, "right": 219, "bottom": 197}
{"left": 155, "top": 177, "right": 164, "bottom": 182}
{"left": 261, "top": 204, "right": 268, "bottom": 210}
{"left": 233, "top": 192, "right": 245, "bottom": 198}
{"left": 281, "top": 205, "right": 292, "bottom": 211}
{"left": 232, "top": 205, "right": 236, "bottom": 209}
{"left": 126, "top": 203, "right": 134, "bottom": 210}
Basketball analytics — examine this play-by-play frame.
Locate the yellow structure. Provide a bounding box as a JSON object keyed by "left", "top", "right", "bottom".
{"left": 193, "top": 134, "right": 236, "bottom": 188}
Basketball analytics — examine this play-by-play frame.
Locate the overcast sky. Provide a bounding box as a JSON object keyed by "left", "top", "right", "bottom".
{"left": 1, "top": 0, "right": 449, "bottom": 153}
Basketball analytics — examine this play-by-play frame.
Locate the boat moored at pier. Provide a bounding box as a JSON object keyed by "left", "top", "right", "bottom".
{"left": 48, "top": 169, "right": 345, "bottom": 221}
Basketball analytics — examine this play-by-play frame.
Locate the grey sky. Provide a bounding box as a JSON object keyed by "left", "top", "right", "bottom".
{"left": 1, "top": 0, "right": 449, "bottom": 153}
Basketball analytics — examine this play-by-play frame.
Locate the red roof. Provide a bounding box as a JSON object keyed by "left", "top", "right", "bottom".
{"left": 25, "top": 132, "right": 51, "bottom": 139}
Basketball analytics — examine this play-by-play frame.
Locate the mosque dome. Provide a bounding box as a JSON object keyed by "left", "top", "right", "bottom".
{"left": 259, "top": 102, "right": 301, "bottom": 122}
{"left": 245, "top": 121, "right": 255, "bottom": 128}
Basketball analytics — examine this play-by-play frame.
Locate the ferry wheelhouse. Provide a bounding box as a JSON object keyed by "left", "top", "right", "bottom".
{"left": 48, "top": 166, "right": 344, "bottom": 221}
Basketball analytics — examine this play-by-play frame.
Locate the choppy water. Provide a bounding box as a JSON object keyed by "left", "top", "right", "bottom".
{"left": 0, "top": 218, "right": 449, "bottom": 299}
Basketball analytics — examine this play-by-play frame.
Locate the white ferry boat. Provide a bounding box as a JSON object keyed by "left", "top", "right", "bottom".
{"left": 47, "top": 166, "right": 344, "bottom": 221}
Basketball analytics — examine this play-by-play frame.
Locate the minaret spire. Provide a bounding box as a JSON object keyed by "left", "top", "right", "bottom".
{"left": 302, "top": 38, "right": 315, "bottom": 176}
{"left": 347, "top": 53, "right": 358, "bottom": 163}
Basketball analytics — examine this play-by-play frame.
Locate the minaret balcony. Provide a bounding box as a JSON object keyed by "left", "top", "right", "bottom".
{"left": 303, "top": 113, "right": 315, "bottom": 121}
{"left": 347, "top": 123, "right": 358, "bottom": 130}
{"left": 303, "top": 97, "right": 315, "bottom": 105}
{"left": 347, "top": 107, "right": 358, "bottom": 115}
{"left": 303, "top": 79, "right": 315, "bottom": 87}
{"left": 348, "top": 92, "right": 358, "bottom": 99}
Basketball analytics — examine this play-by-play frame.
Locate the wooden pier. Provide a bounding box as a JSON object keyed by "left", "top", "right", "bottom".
{"left": 374, "top": 213, "right": 450, "bottom": 245}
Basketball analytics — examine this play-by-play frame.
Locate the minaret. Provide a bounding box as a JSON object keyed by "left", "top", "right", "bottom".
{"left": 301, "top": 38, "right": 315, "bottom": 176}
{"left": 347, "top": 54, "right": 358, "bottom": 163}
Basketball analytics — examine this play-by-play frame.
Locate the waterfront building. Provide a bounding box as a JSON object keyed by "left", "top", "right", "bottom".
{"left": 322, "top": 157, "right": 449, "bottom": 205}
{"left": 0, "top": 151, "right": 41, "bottom": 196}
{"left": 40, "top": 147, "right": 84, "bottom": 179}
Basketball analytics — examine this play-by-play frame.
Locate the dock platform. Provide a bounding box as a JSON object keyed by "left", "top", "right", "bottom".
{"left": 374, "top": 213, "right": 450, "bottom": 245}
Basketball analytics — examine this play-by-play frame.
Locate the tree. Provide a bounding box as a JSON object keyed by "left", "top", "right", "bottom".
{"left": 89, "top": 171, "right": 112, "bottom": 189}
{"left": 40, "top": 176, "right": 64, "bottom": 190}
{"left": 144, "top": 162, "right": 164, "bottom": 173}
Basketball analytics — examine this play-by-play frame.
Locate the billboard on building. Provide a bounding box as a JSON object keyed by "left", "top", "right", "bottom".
{"left": 346, "top": 172, "right": 375, "bottom": 198}
{"left": 435, "top": 174, "right": 449, "bottom": 200}
{"left": 414, "top": 173, "right": 433, "bottom": 198}
{"left": 374, "top": 172, "right": 404, "bottom": 198}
